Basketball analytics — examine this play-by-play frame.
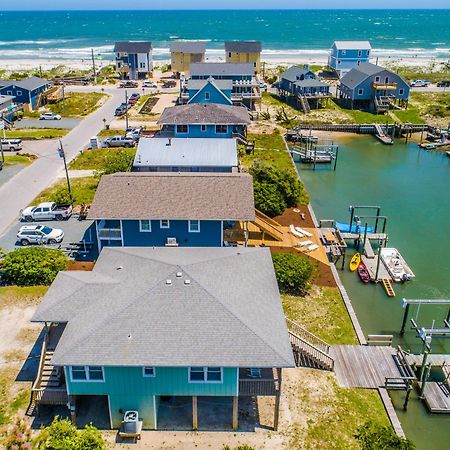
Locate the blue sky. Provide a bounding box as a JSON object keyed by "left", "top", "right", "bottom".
{"left": 0, "top": 0, "right": 449, "bottom": 9}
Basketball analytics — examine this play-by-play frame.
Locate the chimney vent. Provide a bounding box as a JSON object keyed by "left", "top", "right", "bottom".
{"left": 166, "top": 138, "right": 172, "bottom": 146}
{"left": 184, "top": 279, "right": 191, "bottom": 286}
{"left": 176, "top": 271, "right": 183, "bottom": 278}
{"left": 166, "top": 279, "right": 172, "bottom": 285}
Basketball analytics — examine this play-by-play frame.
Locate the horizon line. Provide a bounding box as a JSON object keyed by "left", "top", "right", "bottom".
{"left": 1, "top": 8, "right": 450, "bottom": 11}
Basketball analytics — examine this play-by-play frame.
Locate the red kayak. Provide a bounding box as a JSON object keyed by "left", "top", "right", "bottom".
{"left": 357, "top": 262, "right": 371, "bottom": 284}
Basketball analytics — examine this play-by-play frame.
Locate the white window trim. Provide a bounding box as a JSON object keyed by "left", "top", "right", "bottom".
{"left": 16, "top": 90, "right": 22, "bottom": 96}
{"left": 215, "top": 125, "right": 227, "bottom": 134}
{"left": 375, "top": 76, "right": 380, "bottom": 82}
{"left": 358, "top": 50, "right": 362, "bottom": 57}
{"left": 176, "top": 124, "right": 189, "bottom": 134}
{"left": 188, "top": 220, "right": 200, "bottom": 233}
{"left": 200, "top": 124, "right": 207, "bottom": 132}
{"left": 139, "top": 220, "right": 152, "bottom": 232}
{"left": 358, "top": 89, "right": 364, "bottom": 95}
{"left": 143, "top": 366, "right": 156, "bottom": 377}
{"left": 188, "top": 367, "right": 223, "bottom": 384}
{"left": 160, "top": 219, "right": 170, "bottom": 229}
{"left": 70, "top": 365, "right": 105, "bottom": 383}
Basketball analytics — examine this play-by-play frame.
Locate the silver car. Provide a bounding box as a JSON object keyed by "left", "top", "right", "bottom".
{"left": 17, "top": 225, "right": 64, "bottom": 246}
{"left": 1, "top": 139, "right": 23, "bottom": 151}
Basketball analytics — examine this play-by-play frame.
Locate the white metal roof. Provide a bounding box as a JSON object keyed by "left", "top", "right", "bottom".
{"left": 134, "top": 137, "right": 238, "bottom": 168}
{"left": 333, "top": 41, "right": 372, "bottom": 50}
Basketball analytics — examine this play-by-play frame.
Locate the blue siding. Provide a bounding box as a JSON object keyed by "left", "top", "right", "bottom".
{"left": 65, "top": 366, "right": 238, "bottom": 428}
{"left": 0, "top": 84, "right": 49, "bottom": 108}
{"left": 174, "top": 124, "right": 239, "bottom": 138}
{"left": 329, "top": 45, "right": 371, "bottom": 74}
{"left": 188, "top": 83, "right": 232, "bottom": 105}
{"left": 191, "top": 74, "right": 251, "bottom": 81}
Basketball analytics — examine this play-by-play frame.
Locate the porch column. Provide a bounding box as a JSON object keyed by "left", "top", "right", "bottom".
{"left": 232, "top": 396, "right": 238, "bottom": 430}
{"left": 69, "top": 395, "right": 77, "bottom": 427}
{"left": 273, "top": 368, "right": 282, "bottom": 431}
{"left": 245, "top": 221, "right": 249, "bottom": 247}
{"left": 192, "top": 396, "right": 198, "bottom": 430}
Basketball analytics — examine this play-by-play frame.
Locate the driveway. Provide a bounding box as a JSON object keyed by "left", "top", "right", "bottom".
{"left": 0, "top": 86, "right": 126, "bottom": 238}
{"left": 16, "top": 118, "right": 81, "bottom": 129}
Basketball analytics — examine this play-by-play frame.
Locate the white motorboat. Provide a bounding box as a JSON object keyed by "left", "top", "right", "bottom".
{"left": 381, "top": 248, "right": 415, "bottom": 282}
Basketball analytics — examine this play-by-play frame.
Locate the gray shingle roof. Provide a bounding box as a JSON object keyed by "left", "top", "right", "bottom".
{"left": 133, "top": 138, "right": 238, "bottom": 169}
{"left": 169, "top": 41, "right": 206, "bottom": 53}
{"left": 1, "top": 76, "right": 49, "bottom": 91}
{"left": 294, "top": 79, "right": 329, "bottom": 88}
{"left": 114, "top": 41, "right": 152, "bottom": 53}
{"left": 158, "top": 103, "right": 250, "bottom": 125}
{"left": 190, "top": 63, "right": 254, "bottom": 77}
{"left": 32, "top": 247, "right": 295, "bottom": 368}
{"left": 88, "top": 172, "right": 255, "bottom": 221}
{"left": 280, "top": 66, "right": 314, "bottom": 82}
{"left": 225, "top": 41, "right": 262, "bottom": 53}
{"left": 340, "top": 62, "right": 392, "bottom": 90}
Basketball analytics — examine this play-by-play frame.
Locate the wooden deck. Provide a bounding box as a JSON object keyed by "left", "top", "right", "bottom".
{"left": 331, "top": 345, "right": 402, "bottom": 388}
{"left": 378, "top": 387, "right": 406, "bottom": 437}
{"left": 421, "top": 382, "right": 450, "bottom": 413}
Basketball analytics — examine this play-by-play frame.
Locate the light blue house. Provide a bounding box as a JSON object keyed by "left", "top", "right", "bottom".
{"left": 328, "top": 41, "right": 372, "bottom": 78}
{"left": 278, "top": 65, "right": 316, "bottom": 94}
{"left": 338, "top": 62, "right": 410, "bottom": 112}
{"left": 132, "top": 138, "right": 238, "bottom": 173}
{"left": 88, "top": 172, "right": 255, "bottom": 251}
{"left": 157, "top": 103, "right": 250, "bottom": 139}
{"left": 114, "top": 42, "right": 153, "bottom": 80}
{"left": 31, "top": 247, "right": 295, "bottom": 431}
{"left": 181, "top": 78, "right": 233, "bottom": 105}
{"left": 0, "top": 77, "right": 51, "bottom": 110}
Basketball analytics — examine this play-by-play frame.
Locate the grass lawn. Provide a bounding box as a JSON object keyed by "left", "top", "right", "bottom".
{"left": 0, "top": 285, "right": 48, "bottom": 307}
{"left": 69, "top": 147, "right": 136, "bottom": 170}
{"left": 2, "top": 154, "right": 36, "bottom": 167}
{"left": 282, "top": 285, "right": 358, "bottom": 345}
{"left": 240, "top": 131, "right": 293, "bottom": 170}
{"left": 47, "top": 92, "right": 108, "bottom": 117}
{"left": 6, "top": 128, "right": 69, "bottom": 140}
{"left": 390, "top": 104, "right": 425, "bottom": 124}
{"left": 97, "top": 128, "right": 124, "bottom": 137}
{"left": 407, "top": 92, "right": 450, "bottom": 127}
{"left": 32, "top": 176, "right": 99, "bottom": 206}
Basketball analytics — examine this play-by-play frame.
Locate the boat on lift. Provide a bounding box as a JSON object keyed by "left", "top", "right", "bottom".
{"left": 381, "top": 248, "right": 415, "bottom": 282}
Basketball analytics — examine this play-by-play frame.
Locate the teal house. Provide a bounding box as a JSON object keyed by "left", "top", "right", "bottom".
{"left": 31, "top": 247, "right": 295, "bottom": 431}
{"left": 157, "top": 103, "right": 250, "bottom": 139}
{"left": 181, "top": 78, "right": 233, "bottom": 105}
{"left": 88, "top": 172, "right": 255, "bottom": 251}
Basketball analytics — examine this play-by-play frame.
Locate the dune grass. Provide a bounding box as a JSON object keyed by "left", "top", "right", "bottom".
{"left": 47, "top": 92, "right": 108, "bottom": 117}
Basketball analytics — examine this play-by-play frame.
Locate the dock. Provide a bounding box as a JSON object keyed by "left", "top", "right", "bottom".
{"left": 374, "top": 124, "right": 394, "bottom": 145}
{"left": 421, "top": 382, "right": 450, "bottom": 413}
{"left": 378, "top": 387, "right": 406, "bottom": 438}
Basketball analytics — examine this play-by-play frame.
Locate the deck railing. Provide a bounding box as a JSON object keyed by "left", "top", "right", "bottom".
{"left": 239, "top": 379, "right": 277, "bottom": 396}
{"left": 98, "top": 228, "right": 122, "bottom": 240}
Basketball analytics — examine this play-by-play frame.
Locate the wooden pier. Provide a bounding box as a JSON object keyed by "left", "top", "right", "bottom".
{"left": 421, "top": 382, "right": 450, "bottom": 413}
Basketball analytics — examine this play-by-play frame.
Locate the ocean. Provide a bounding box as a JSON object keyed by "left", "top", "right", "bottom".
{"left": 0, "top": 9, "right": 449, "bottom": 62}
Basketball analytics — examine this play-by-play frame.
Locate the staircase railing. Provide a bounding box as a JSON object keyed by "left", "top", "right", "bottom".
{"left": 287, "top": 319, "right": 330, "bottom": 353}
{"left": 29, "top": 333, "right": 49, "bottom": 410}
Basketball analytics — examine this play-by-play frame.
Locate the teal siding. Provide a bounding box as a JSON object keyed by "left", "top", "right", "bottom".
{"left": 66, "top": 366, "right": 238, "bottom": 429}
{"left": 188, "top": 82, "right": 232, "bottom": 105}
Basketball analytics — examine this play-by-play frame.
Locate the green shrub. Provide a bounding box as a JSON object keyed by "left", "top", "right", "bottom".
{"left": 36, "top": 417, "right": 105, "bottom": 450}
{"left": 99, "top": 148, "right": 134, "bottom": 175}
{"left": 272, "top": 253, "right": 315, "bottom": 295}
{"left": 355, "top": 422, "right": 415, "bottom": 450}
{"left": 250, "top": 161, "right": 307, "bottom": 217}
{"left": 2, "top": 247, "right": 68, "bottom": 286}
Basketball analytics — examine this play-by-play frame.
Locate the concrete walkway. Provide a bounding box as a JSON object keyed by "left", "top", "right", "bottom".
{"left": 0, "top": 86, "right": 132, "bottom": 238}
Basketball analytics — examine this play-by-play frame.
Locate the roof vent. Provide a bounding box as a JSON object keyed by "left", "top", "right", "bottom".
{"left": 166, "top": 279, "right": 172, "bottom": 285}
{"left": 116, "top": 265, "right": 123, "bottom": 270}
{"left": 176, "top": 271, "right": 183, "bottom": 278}
{"left": 184, "top": 279, "right": 191, "bottom": 286}
{"left": 127, "top": 333, "right": 132, "bottom": 339}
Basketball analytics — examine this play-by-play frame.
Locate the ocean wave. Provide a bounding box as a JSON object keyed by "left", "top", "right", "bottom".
{"left": 0, "top": 39, "right": 83, "bottom": 46}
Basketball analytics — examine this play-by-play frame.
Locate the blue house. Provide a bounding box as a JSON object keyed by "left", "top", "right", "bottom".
{"left": 187, "top": 63, "right": 261, "bottom": 108}
{"left": 88, "top": 172, "right": 255, "bottom": 251}
{"left": 182, "top": 78, "right": 233, "bottom": 105}
{"left": 114, "top": 42, "right": 153, "bottom": 80}
{"left": 0, "top": 95, "right": 18, "bottom": 122}
{"left": 338, "top": 62, "right": 410, "bottom": 112}
{"left": 157, "top": 103, "right": 250, "bottom": 139}
{"left": 0, "top": 77, "right": 51, "bottom": 110}
{"left": 31, "top": 247, "right": 295, "bottom": 431}
{"left": 132, "top": 138, "right": 238, "bottom": 173}
{"left": 278, "top": 65, "right": 316, "bottom": 94}
{"left": 328, "top": 41, "right": 371, "bottom": 78}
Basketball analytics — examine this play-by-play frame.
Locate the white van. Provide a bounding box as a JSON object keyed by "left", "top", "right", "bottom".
{"left": 1, "top": 138, "right": 23, "bottom": 151}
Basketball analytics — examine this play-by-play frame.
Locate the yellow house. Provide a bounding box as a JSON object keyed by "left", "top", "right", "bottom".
{"left": 225, "top": 41, "right": 262, "bottom": 74}
{"left": 170, "top": 41, "right": 206, "bottom": 76}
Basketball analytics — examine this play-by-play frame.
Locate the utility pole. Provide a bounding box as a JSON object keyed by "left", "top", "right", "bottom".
{"left": 0, "top": 120, "right": 5, "bottom": 163}
{"left": 125, "top": 90, "right": 129, "bottom": 130}
{"left": 62, "top": 82, "right": 65, "bottom": 110}
{"left": 58, "top": 140, "right": 73, "bottom": 204}
{"left": 91, "top": 48, "right": 97, "bottom": 84}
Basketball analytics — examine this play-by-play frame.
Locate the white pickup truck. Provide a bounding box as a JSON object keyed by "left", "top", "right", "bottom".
{"left": 20, "top": 202, "right": 73, "bottom": 222}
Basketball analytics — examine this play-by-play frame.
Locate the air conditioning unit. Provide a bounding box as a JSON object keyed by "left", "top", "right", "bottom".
{"left": 166, "top": 237, "right": 178, "bottom": 247}
{"left": 123, "top": 411, "right": 139, "bottom": 433}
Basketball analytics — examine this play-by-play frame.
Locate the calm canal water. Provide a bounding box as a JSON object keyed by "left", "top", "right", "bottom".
{"left": 296, "top": 135, "right": 450, "bottom": 449}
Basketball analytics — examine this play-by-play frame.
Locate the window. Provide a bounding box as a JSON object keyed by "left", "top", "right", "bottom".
{"left": 188, "top": 220, "right": 200, "bottom": 233}
{"left": 385, "top": 77, "right": 389, "bottom": 83}
{"left": 189, "top": 367, "right": 223, "bottom": 383}
{"left": 140, "top": 62, "right": 146, "bottom": 69}
{"left": 16, "top": 90, "right": 22, "bottom": 96}
{"left": 139, "top": 220, "right": 151, "bottom": 232}
{"left": 357, "top": 61, "right": 361, "bottom": 66}
{"left": 358, "top": 50, "right": 362, "bottom": 57}
{"left": 341, "top": 50, "right": 346, "bottom": 55}
{"left": 375, "top": 76, "right": 380, "bottom": 83}
{"left": 399, "top": 89, "right": 404, "bottom": 95}
{"left": 254, "top": 62, "right": 257, "bottom": 67}
{"left": 337, "top": 60, "right": 341, "bottom": 65}
{"left": 201, "top": 124, "right": 207, "bottom": 132}
{"left": 176, "top": 124, "right": 188, "bottom": 134}
{"left": 143, "top": 367, "right": 156, "bottom": 377}
{"left": 215, "top": 125, "right": 227, "bottom": 134}
{"left": 228, "top": 52, "right": 232, "bottom": 58}
{"left": 160, "top": 219, "right": 170, "bottom": 229}
{"left": 358, "top": 89, "right": 364, "bottom": 95}
{"left": 204, "top": 91, "right": 210, "bottom": 100}
{"left": 70, "top": 366, "right": 104, "bottom": 382}
{"left": 6, "top": 90, "right": 12, "bottom": 95}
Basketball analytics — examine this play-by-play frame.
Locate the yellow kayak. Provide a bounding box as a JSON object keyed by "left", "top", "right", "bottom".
{"left": 349, "top": 253, "right": 361, "bottom": 272}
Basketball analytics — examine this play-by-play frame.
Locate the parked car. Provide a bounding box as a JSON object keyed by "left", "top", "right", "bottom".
{"left": 17, "top": 225, "right": 64, "bottom": 246}
{"left": 143, "top": 81, "right": 157, "bottom": 88}
{"left": 126, "top": 127, "right": 142, "bottom": 141}
{"left": 259, "top": 81, "right": 267, "bottom": 89}
{"left": 104, "top": 135, "right": 135, "bottom": 148}
{"left": 40, "top": 112, "right": 62, "bottom": 120}
{"left": 437, "top": 80, "right": 450, "bottom": 87}
{"left": 119, "top": 80, "right": 138, "bottom": 88}
{"left": 20, "top": 202, "right": 73, "bottom": 222}
{"left": 409, "top": 80, "right": 430, "bottom": 87}
{"left": 0, "top": 161, "right": 3, "bottom": 171}
{"left": 1, "top": 138, "right": 22, "bottom": 151}
{"left": 128, "top": 93, "right": 140, "bottom": 105}
{"left": 114, "top": 103, "right": 129, "bottom": 116}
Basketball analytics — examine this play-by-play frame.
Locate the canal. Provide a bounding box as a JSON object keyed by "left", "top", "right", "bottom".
{"left": 296, "top": 135, "right": 450, "bottom": 449}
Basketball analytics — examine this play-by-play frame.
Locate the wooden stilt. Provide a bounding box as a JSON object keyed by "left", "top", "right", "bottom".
{"left": 192, "top": 396, "right": 198, "bottom": 430}
{"left": 273, "top": 368, "right": 282, "bottom": 431}
{"left": 232, "top": 396, "right": 238, "bottom": 430}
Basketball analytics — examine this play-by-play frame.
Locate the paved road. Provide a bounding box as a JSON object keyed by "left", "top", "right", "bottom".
{"left": 0, "top": 86, "right": 135, "bottom": 238}
{"left": 17, "top": 117, "right": 81, "bottom": 129}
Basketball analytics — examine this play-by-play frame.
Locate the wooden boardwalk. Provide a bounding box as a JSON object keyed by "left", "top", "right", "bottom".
{"left": 378, "top": 388, "right": 406, "bottom": 437}
{"left": 422, "top": 382, "right": 450, "bottom": 413}
{"left": 331, "top": 345, "right": 402, "bottom": 388}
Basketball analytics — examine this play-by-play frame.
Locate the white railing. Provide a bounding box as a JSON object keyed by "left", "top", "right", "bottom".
{"left": 98, "top": 228, "right": 122, "bottom": 240}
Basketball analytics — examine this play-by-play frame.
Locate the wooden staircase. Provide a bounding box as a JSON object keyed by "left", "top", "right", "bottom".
{"left": 253, "top": 209, "right": 285, "bottom": 241}
{"left": 298, "top": 95, "right": 311, "bottom": 114}
{"left": 287, "top": 319, "right": 334, "bottom": 371}
{"left": 382, "top": 278, "right": 395, "bottom": 297}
